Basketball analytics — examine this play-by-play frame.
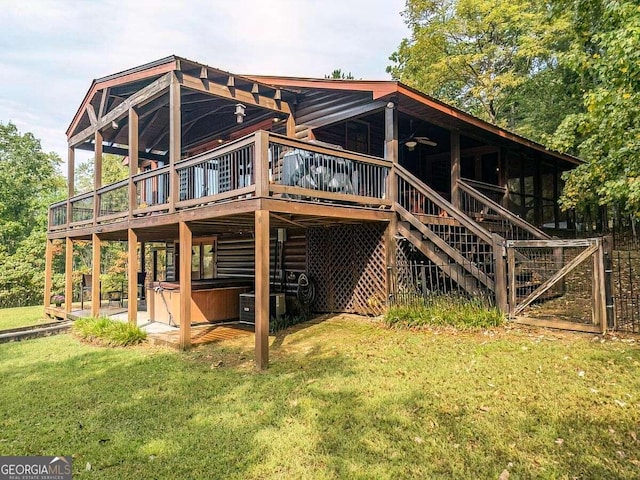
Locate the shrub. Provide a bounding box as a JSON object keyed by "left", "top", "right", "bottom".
{"left": 385, "top": 295, "right": 504, "bottom": 330}
{"left": 73, "top": 317, "right": 147, "bottom": 347}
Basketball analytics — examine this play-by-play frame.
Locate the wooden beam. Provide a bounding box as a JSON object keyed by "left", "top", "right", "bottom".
{"left": 128, "top": 229, "right": 138, "bottom": 325}
{"left": 91, "top": 233, "right": 101, "bottom": 317}
{"left": 65, "top": 238, "right": 73, "bottom": 314}
{"left": 75, "top": 142, "right": 167, "bottom": 163}
{"left": 169, "top": 73, "right": 181, "bottom": 213}
{"left": 43, "top": 239, "right": 53, "bottom": 309}
{"left": 179, "top": 221, "right": 192, "bottom": 349}
{"left": 450, "top": 130, "right": 461, "bottom": 208}
{"left": 254, "top": 210, "right": 270, "bottom": 370}
{"left": 128, "top": 107, "right": 139, "bottom": 216}
{"left": 86, "top": 104, "right": 97, "bottom": 126}
{"left": 69, "top": 73, "right": 172, "bottom": 147}
{"left": 179, "top": 73, "right": 291, "bottom": 116}
{"left": 98, "top": 88, "right": 109, "bottom": 119}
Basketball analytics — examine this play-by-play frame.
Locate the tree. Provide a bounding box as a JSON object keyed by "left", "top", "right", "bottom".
{"left": 0, "top": 123, "right": 66, "bottom": 307}
{"left": 0, "top": 122, "right": 65, "bottom": 254}
{"left": 552, "top": 0, "right": 640, "bottom": 218}
{"left": 387, "top": 0, "right": 575, "bottom": 136}
{"left": 325, "top": 69, "right": 355, "bottom": 80}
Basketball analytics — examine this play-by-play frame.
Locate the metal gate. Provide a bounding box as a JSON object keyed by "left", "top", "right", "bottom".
{"left": 505, "top": 238, "right": 608, "bottom": 333}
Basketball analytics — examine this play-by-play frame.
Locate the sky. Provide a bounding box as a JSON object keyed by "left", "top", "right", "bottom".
{"left": 0, "top": 0, "right": 409, "bottom": 170}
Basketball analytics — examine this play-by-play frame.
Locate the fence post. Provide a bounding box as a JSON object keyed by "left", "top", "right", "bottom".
{"left": 507, "top": 243, "right": 516, "bottom": 318}
{"left": 602, "top": 235, "right": 615, "bottom": 330}
{"left": 492, "top": 233, "right": 508, "bottom": 314}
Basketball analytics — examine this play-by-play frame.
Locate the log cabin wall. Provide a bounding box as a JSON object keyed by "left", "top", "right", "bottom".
{"left": 216, "top": 230, "right": 307, "bottom": 295}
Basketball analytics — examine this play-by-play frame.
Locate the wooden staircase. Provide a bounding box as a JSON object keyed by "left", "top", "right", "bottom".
{"left": 393, "top": 167, "right": 551, "bottom": 310}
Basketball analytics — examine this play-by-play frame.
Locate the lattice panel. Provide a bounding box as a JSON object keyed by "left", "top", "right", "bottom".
{"left": 308, "top": 223, "right": 386, "bottom": 315}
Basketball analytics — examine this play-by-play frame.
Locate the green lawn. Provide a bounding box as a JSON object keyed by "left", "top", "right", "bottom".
{"left": 0, "top": 305, "right": 48, "bottom": 330}
{"left": 0, "top": 314, "right": 639, "bottom": 479}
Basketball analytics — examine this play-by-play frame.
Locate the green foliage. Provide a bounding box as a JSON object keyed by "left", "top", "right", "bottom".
{"left": 74, "top": 153, "right": 128, "bottom": 193}
{"left": 0, "top": 122, "right": 65, "bottom": 254}
{"left": 387, "top": 0, "right": 572, "bottom": 131}
{"left": 73, "top": 317, "right": 147, "bottom": 347}
{"left": 553, "top": 0, "right": 640, "bottom": 217}
{"left": 385, "top": 295, "right": 504, "bottom": 329}
{"left": 325, "top": 69, "right": 355, "bottom": 80}
{"left": 0, "top": 123, "right": 66, "bottom": 307}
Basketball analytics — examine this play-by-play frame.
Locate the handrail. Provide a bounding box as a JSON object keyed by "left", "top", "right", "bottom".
{"left": 96, "top": 179, "right": 128, "bottom": 195}
{"left": 68, "top": 191, "right": 95, "bottom": 203}
{"left": 461, "top": 177, "right": 507, "bottom": 195}
{"left": 175, "top": 134, "right": 256, "bottom": 170}
{"left": 132, "top": 164, "right": 171, "bottom": 183}
{"left": 268, "top": 132, "right": 392, "bottom": 167}
{"left": 396, "top": 164, "right": 493, "bottom": 244}
{"left": 458, "top": 179, "right": 550, "bottom": 240}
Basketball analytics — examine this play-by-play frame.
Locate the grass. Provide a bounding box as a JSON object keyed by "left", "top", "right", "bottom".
{"left": 0, "top": 314, "right": 639, "bottom": 479}
{"left": 0, "top": 305, "right": 48, "bottom": 330}
{"left": 73, "top": 317, "right": 147, "bottom": 347}
{"left": 386, "top": 295, "right": 504, "bottom": 330}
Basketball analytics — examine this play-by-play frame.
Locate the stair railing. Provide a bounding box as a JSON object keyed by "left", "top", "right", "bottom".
{"left": 458, "top": 179, "right": 550, "bottom": 241}
{"left": 395, "top": 165, "right": 502, "bottom": 296}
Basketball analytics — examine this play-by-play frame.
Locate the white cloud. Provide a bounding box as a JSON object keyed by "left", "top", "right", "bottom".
{"left": 0, "top": 0, "right": 409, "bottom": 165}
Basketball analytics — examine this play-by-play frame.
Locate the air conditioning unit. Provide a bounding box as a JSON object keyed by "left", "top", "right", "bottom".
{"left": 239, "top": 293, "right": 286, "bottom": 324}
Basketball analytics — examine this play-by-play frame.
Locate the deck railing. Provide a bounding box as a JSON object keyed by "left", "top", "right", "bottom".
{"left": 48, "top": 131, "right": 392, "bottom": 230}
{"left": 134, "top": 165, "right": 170, "bottom": 212}
{"left": 97, "top": 180, "right": 129, "bottom": 222}
{"left": 458, "top": 179, "right": 550, "bottom": 241}
{"left": 268, "top": 135, "right": 390, "bottom": 206}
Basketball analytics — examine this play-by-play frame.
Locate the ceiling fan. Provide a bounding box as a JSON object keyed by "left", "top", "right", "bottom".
{"left": 403, "top": 120, "right": 438, "bottom": 151}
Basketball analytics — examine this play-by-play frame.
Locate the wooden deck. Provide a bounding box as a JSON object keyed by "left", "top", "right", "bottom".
{"left": 148, "top": 323, "right": 253, "bottom": 348}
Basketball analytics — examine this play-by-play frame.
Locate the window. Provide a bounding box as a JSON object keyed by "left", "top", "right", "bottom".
{"left": 345, "top": 120, "right": 370, "bottom": 154}
{"left": 191, "top": 238, "right": 216, "bottom": 280}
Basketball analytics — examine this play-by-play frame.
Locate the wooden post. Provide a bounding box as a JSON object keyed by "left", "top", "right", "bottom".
{"left": 169, "top": 73, "right": 181, "bottom": 213}
{"left": 602, "top": 235, "right": 614, "bottom": 330}
{"left": 286, "top": 113, "right": 296, "bottom": 138}
{"left": 66, "top": 147, "right": 74, "bottom": 228}
{"left": 255, "top": 210, "right": 270, "bottom": 370}
{"left": 254, "top": 131, "right": 270, "bottom": 197}
{"left": 128, "top": 107, "right": 139, "bottom": 217}
{"left": 128, "top": 229, "right": 139, "bottom": 325}
{"left": 91, "top": 234, "right": 101, "bottom": 317}
{"left": 140, "top": 241, "right": 146, "bottom": 301}
{"left": 65, "top": 237, "right": 73, "bottom": 314}
{"left": 593, "top": 238, "right": 607, "bottom": 331}
{"left": 493, "top": 234, "right": 508, "bottom": 314}
{"left": 507, "top": 245, "right": 516, "bottom": 317}
{"left": 93, "top": 130, "right": 103, "bottom": 224}
{"left": 450, "top": 130, "right": 461, "bottom": 208}
{"left": 44, "top": 239, "right": 53, "bottom": 309}
{"left": 384, "top": 103, "right": 398, "bottom": 304}
{"left": 179, "top": 221, "right": 192, "bottom": 349}
{"left": 553, "top": 247, "right": 565, "bottom": 295}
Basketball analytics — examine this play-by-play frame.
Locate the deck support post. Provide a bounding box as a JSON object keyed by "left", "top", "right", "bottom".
{"left": 91, "top": 233, "right": 101, "bottom": 317}
{"left": 179, "top": 221, "right": 192, "bottom": 350}
{"left": 254, "top": 131, "right": 270, "bottom": 197}
{"left": 128, "top": 229, "right": 139, "bottom": 325}
{"left": 450, "top": 130, "right": 461, "bottom": 209}
{"left": 65, "top": 237, "right": 73, "bottom": 314}
{"left": 128, "top": 106, "right": 139, "bottom": 217}
{"left": 384, "top": 102, "right": 398, "bottom": 304}
{"left": 255, "top": 209, "right": 270, "bottom": 370}
{"left": 44, "top": 239, "right": 54, "bottom": 309}
{"left": 169, "top": 73, "right": 181, "bottom": 213}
